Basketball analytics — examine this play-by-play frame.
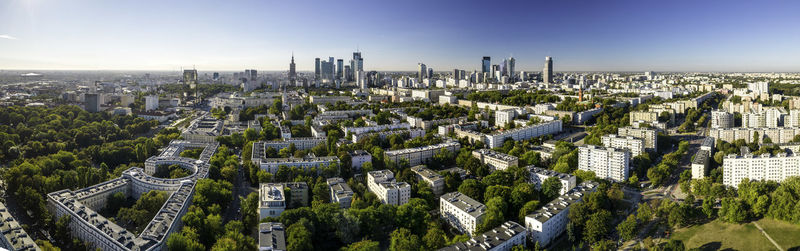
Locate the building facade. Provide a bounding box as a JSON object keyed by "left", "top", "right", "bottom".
{"left": 525, "top": 182, "right": 597, "bottom": 247}
{"left": 601, "top": 134, "right": 645, "bottom": 157}
{"left": 578, "top": 145, "right": 631, "bottom": 182}
{"left": 367, "top": 170, "right": 411, "bottom": 206}
{"left": 723, "top": 153, "right": 800, "bottom": 188}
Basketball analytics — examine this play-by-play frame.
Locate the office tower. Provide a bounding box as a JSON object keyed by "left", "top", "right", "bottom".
{"left": 508, "top": 57, "right": 515, "bottom": 79}
{"left": 336, "top": 59, "right": 344, "bottom": 80}
{"left": 289, "top": 54, "right": 297, "bottom": 86}
{"left": 428, "top": 68, "right": 433, "bottom": 79}
{"left": 459, "top": 70, "right": 466, "bottom": 80}
{"left": 357, "top": 71, "right": 367, "bottom": 90}
{"left": 418, "top": 63, "right": 427, "bottom": 80}
{"left": 501, "top": 59, "right": 508, "bottom": 77}
{"left": 491, "top": 65, "right": 499, "bottom": 80}
{"left": 212, "top": 72, "right": 219, "bottom": 81}
{"left": 245, "top": 69, "right": 251, "bottom": 80}
{"left": 328, "top": 57, "right": 335, "bottom": 80}
{"left": 85, "top": 93, "right": 100, "bottom": 112}
{"left": 454, "top": 69, "right": 460, "bottom": 80}
{"left": 344, "top": 66, "right": 351, "bottom": 82}
{"left": 315, "top": 58, "right": 321, "bottom": 79}
{"left": 543, "top": 56, "right": 553, "bottom": 83}
{"left": 482, "top": 56, "right": 491, "bottom": 73}
{"left": 250, "top": 69, "right": 258, "bottom": 81}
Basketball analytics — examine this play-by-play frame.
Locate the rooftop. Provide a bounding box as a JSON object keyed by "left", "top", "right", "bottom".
{"left": 439, "top": 221, "right": 526, "bottom": 251}
{"left": 526, "top": 166, "right": 574, "bottom": 180}
{"left": 259, "top": 222, "right": 286, "bottom": 251}
{"left": 526, "top": 182, "right": 598, "bottom": 223}
{"left": 473, "top": 149, "right": 518, "bottom": 162}
{"left": 440, "top": 192, "right": 487, "bottom": 218}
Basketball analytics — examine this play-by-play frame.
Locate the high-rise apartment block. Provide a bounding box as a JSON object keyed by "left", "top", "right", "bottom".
{"left": 601, "top": 134, "right": 645, "bottom": 157}
{"left": 440, "top": 192, "right": 486, "bottom": 236}
{"left": 367, "top": 170, "right": 410, "bottom": 206}
{"left": 578, "top": 145, "right": 631, "bottom": 182}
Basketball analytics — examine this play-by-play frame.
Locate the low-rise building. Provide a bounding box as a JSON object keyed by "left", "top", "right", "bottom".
{"left": 327, "top": 178, "right": 354, "bottom": 209}
{"left": 439, "top": 192, "right": 486, "bottom": 236}
{"left": 259, "top": 222, "right": 286, "bottom": 251}
{"left": 384, "top": 141, "right": 461, "bottom": 167}
{"left": 410, "top": 165, "right": 445, "bottom": 195}
{"left": 349, "top": 150, "right": 373, "bottom": 171}
{"left": 0, "top": 203, "right": 38, "bottom": 251}
{"left": 527, "top": 166, "right": 577, "bottom": 195}
{"left": 367, "top": 170, "right": 411, "bottom": 206}
{"left": 525, "top": 182, "right": 597, "bottom": 247}
{"left": 259, "top": 183, "right": 287, "bottom": 219}
{"left": 472, "top": 149, "right": 519, "bottom": 171}
{"left": 284, "top": 182, "right": 309, "bottom": 208}
{"left": 440, "top": 221, "right": 527, "bottom": 251}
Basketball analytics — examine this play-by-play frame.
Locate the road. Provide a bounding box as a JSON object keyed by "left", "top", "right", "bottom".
{"left": 221, "top": 152, "right": 256, "bottom": 224}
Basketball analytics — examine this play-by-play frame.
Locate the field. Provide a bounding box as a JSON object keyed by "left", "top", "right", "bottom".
{"left": 670, "top": 219, "right": 778, "bottom": 251}
{"left": 755, "top": 218, "right": 800, "bottom": 250}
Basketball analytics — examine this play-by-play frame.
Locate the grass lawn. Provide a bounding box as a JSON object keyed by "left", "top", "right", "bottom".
{"left": 755, "top": 218, "right": 800, "bottom": 250}
{"left": 670, "top": 219, "right": 776, "bottom": 251}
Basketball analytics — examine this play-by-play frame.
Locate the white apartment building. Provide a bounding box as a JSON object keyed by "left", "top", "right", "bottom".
{"left": 440, "top": 221, "right": 527, "bottom": 251}
{"left": 484, "top": 120, "right": 562, "bottom": 149}
{"left": 144, "top": 95, "right": 159, "bottom": 111}
{"left": 472, "top": 149, "right": 519, "bottom": 171}
{"left": 692, "top": 149, "right": 711, "bottom": 179}
{"left": 439, "top": 192, "right": 486, "bottom": 236}
{"left": 629, "top": 111, "right": 659, "bottom": 124}
{"left": 601, "top": 134, "right": 645, "bottom": 157}
{"left": 327, "top": 178, "right": 354, "bottom": 209}
{"left": 410, "top": 165, "right": 445, "bottom": 195}
{"left": 711, "top": 110, "right": 734, "bottom": 128}
{"left": 344, "top": 123, "right": 411, "bottom": 136}
{"left": 0, "top": 203, "right": 38, "bottom": 251}
{"left": 526, "top": 166, "right": 577, "bottom": 195}
{"left": 525, "top": 182, "right": 597, "bottom": 247}
{"left": 367, "top": 170, "right": 411, "bottom": 206}
{"left": 709, "top": 127, "right": 800, "bottom": 144}
{"left": 578, "top": 145, "right": 631, "bottom": 182}
{"left": 618, "top": 127, "right": 658, "bottom": 151}
{"left": 384, "top": 141, "right": 461, "bottom": 167}
{"left": 259, "top": 222, "right": 286, "bottom": 251}
{"left": 259, "top": 183, "right": 287, "bottom": 219}
{"left": 348, "top": 150, "right": 372, "bottom": 171}
{"left": 723, "top": 152, "right": 800, "bottom": 188}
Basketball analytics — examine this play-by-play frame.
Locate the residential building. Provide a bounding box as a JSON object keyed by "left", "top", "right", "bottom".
{"left": 259, "top": 183, "right": 286, "bottom": 219}
{"left": 85, "top": 93, "right": 101, "bottom": 112}
{"left": 484, "top": 120, "right": 562, "bottom": 149}
{"left": 411, "top": 165, "right": 445, "bottom": 195}
{"left": 472, "top": 149, "right": 519, "bottom": 171}
{"left": 692, "top": 149, "right": 711, "bottom": 179}
{"left": 367, "top": 170, "right": 411, "bottom": 206}
{"left": 327, "top": 178, "right": 354, "bottom": 209}
{"left": 578, "top": 145, "right": 631, "bottom": 182}
{"left": 526, "top": 166, "right": 577, "bottom": 195}
{"left": 711, "top": 110, "right": 734, "bottom": 128}
{"left": 439, "top": 192, "right": 486, "bottom": 236}
{"left": 618, "top": 127, "right": 658, "bottom": 151}
{"left": 259, "top": 222, "right": 286, "bottom": 251}
{"left": 601, "top": 134, "right": 645, "bottom": 157}
{"left": 440, "top": 221, "right": 527, "bottom": 251}
{"left": 349, "top": 150, "right": 372, "bottom": 171}
{"left": 0, "top": 203, "right": 38, "bottom": 251}
{"left": 525, "top": 182, "right": 597, "bottom": 247}
{"left": 384, "top": 141, "right": 461, "bottom": 167}
{"left": 723, "top": 152, "right": 800, "bottom": 187}
{"left": 284, "top": 182, "right": 309, "bottom": 208}
{"left": 629, "top": 111, "right": 659, "bottom": 124}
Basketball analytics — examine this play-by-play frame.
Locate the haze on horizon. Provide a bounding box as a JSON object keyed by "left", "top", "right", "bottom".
{"left": 1, "top": 0, "right": 799, "bottom": 72}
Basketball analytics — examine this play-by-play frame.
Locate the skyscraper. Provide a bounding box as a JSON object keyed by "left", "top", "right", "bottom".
{"left": 482, "top": 56, "right": 491, "bottom": 73}
{"left": 336, "top": 59, "right": 344, "bottom": 80}
{"left": 183, "top": 69, "right": 198, "bottom": 87}
{"left": 85, "top": 93, "right": 100, "bottom": 113}
{"left": 418, "top": 63, "right": 427, "bottom": 80}
{"left": 315, "top": 58, "right": 321, "bottom": 79}
{"left": 543, "top": 56, "right": 553, "bottom": 83}
{"left": 250, "top": 69, "right": 258, "bottom": 81}
{"left": 428, "top": 68, "right": 433, "bottom": 79}
{"left": 508, "top": 57, "right": 515, "bottom": 80}
{"left": 454, "top": 69, "right": 460, "bottom": 80}
{"left": 289, "top": 54, "right": 297, "bottom": 86}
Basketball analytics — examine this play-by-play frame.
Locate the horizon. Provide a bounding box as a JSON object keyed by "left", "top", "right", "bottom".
{"left": 1, "top": 0, "right": 799, "bottom": 72}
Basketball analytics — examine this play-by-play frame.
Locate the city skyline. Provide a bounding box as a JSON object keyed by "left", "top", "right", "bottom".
{"left": 1, "top": 0, "right": 799, "bottom": 72}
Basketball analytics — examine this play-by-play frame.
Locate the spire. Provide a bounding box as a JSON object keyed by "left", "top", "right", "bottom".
{"left": 291, "top": 51, "right": 294, "bottom": 63}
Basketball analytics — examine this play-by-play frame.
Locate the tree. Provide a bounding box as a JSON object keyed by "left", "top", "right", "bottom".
{"left": 343, "top": 239, "right": 380, "bottom": 251}
{"left": 483, "top": 185, "right": 511, "bottom": 203}
{"left": 617, "top": 214, "right": 638, "bottom": 241}
{"left": 396, "top": 198, "right": 432, "bottom": 235}
{"left": 518, "top": 200, "right": 540, "bottom": 222}
{"left": 423, "top": 226, "right": 447, "bottom": 250}
{"left": 390, "top": 228, "right": 422, "bottom": 251}
{"left": 167, "top": 228, "right": 205, "bottom": 251}
{"left": 663, "top": 239, "right": 686, "bottom": 251}
{"left": 719, "top": 198, "right": 748, "bottom": 223}
{"left": 458, "top": 179, "right": 485, "bottom": 202}
{"left": 591, "top": 239, "right": 616, "bottom": 251}
{"left": 541, "top": 176, "right": 562, "bottom": 200}
{"left": 702, "top": 198, "right": 715, "bottom": 218}
{"left": 287, "top": 222, "right": 314, "bottom": 251}
{"left": 583, "top": 211, "right": 611, "bottom": 243}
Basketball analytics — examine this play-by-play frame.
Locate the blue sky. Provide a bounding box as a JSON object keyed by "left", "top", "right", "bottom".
{"left": 1, "top": 0, "right": 799, "bottom": 71}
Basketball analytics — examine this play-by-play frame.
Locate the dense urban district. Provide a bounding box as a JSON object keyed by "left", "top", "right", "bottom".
{"left": 1, "top": 55, "right": 800, "bottom": 251}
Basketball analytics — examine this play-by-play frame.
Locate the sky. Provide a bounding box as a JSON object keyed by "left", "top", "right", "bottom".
{"left": 1, "top": 0, "right": 799, "bottom": 72}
